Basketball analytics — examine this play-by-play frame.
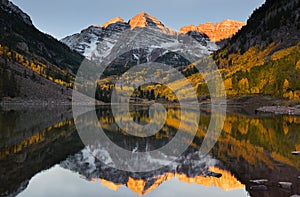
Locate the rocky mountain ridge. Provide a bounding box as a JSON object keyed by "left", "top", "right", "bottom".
{"left": 62, "top": 13, "right": 244, "bottom": 60}
{"left": 62, "top": 12, "right": 243, "bottom": 75}
{"left": 179, "top": 19, "right": 246, "bottom": 42}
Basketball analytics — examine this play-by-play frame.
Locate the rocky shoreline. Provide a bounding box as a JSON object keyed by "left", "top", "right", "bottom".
{"left": 256, "top": 106, "right": 300, "bottom": 116}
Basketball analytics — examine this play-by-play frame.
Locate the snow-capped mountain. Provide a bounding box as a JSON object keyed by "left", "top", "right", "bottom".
{"left": 61, "top": 12, "right": 218, "bottom": 71}
{"left": 62, "top": 18, "right": 130, "bottom": 62}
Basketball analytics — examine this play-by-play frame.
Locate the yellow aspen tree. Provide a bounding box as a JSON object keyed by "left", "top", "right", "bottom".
{"left": 238, "top": 78, "right": 250, "bottom": 95}
{"left": 289, "top": 91, "right": 294, "bottom": 100}
{"left": 283, "top": 79, "right": 289, "bottom": 92}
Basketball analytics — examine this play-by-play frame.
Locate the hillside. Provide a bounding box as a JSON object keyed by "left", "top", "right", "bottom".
{"left": 209, "top": 0, "right": 300, "bottom": 100}
{"left": 0, "top": 0, "right": 83, "bottom": 74}
{"left": 222, "top": 0, "right": 300, "bottom": 54}
{"left": 0, "top": 0, "right": 84, "bottom": 102}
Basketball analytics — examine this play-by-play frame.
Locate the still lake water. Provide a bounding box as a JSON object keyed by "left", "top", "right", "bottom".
{"left": 0, "top": 105, "right": 300, "bottom": 197}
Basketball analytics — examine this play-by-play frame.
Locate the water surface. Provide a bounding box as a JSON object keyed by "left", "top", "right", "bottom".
{"left": 0, "top": 105, "right": 299, "bottom": 197}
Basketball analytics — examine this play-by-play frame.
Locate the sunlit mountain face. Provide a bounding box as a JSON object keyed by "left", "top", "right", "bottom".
{"left": 179, "top": 20, "right": 246, "bottom": 43}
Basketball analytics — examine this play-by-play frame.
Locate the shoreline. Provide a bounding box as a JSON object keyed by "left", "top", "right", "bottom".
{"left": 256, "top": 106, "right": 300, "bottom": 116}
{"left": 1, "top": 95, "right": 300, "bottom": 116}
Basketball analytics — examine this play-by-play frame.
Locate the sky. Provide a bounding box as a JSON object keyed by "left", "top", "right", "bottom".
{"left": 19, "top": 165, "right": 249, "bottom": 197}
{"left": 11, "top": 0, "right": 265, "bottom": 40}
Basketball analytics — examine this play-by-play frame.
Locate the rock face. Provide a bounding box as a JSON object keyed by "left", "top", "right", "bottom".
{"left": 129, "top": 12, "right": 164, "bottom": 30}
{"left": 179, "top": 20, "right": 246, "bottom": 42}
{"left": 102, "top": 16, "right": 125, "bottom": 28}
{"left": 128, "top": 12, "right": 176, "bottom": 34}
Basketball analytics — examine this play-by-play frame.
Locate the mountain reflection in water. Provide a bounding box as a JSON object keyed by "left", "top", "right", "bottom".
{"left": 0, "top": 105, "right": 300, "bottom": 197}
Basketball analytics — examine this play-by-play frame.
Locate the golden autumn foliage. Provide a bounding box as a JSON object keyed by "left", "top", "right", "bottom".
{"left": 296, "top": 60, "right": 300, "bottom": 70}
{"left": 283, "top": 79, "right": 289, "bottom": 92}
{"left": 238, "top": 78, "right": 250, "bottom": 95}
{"left": 0, "top": 43, "right": 74, "bottom": 88}
{"left": 213, "top": 42, "right": 300, "bottom": 100}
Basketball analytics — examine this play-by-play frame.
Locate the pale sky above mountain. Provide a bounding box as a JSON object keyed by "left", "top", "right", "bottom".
{"left": 11, "top": 0, "right": 265, "bottom": 39}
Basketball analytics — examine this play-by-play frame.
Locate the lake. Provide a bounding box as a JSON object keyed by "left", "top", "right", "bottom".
{"left": 0, "top": 105, "right": 299, "bottom": 197}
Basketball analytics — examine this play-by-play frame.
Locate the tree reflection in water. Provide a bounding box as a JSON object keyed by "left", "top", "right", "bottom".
{"left": 0, "top": 106, "right": 300, "bottom": 196}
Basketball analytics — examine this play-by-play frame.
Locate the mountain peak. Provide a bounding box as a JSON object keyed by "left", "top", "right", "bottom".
{"left": 102, "top": 16, "right": 125, "bottom": 28}
{"left": 179, "top": 19, "right": 246, "bottom": 42}
{"left": 129, "top": 12, "right": 166, "bottom": 30}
